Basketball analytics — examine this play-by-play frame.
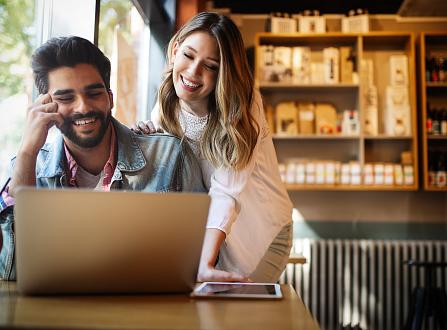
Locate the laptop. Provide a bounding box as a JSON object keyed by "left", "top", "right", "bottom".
{"left": 14, "top": 188, "right": 209, "bottom": 295}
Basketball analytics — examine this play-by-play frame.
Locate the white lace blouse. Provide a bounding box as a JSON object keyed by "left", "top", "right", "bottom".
{"left": 151, "top": 91, "right": 293, "bottom": 276}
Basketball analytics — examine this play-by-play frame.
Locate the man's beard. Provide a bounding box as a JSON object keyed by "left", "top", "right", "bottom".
{"left": 60, "top": 111, "right": 111, "bottom": 148}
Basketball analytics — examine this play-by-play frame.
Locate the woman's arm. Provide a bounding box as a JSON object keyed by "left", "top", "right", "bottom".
{"left": 197, "top": 228, "right": 248, "bottom": 282}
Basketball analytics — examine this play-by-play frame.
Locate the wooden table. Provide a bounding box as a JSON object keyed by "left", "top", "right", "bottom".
{"left": 0, "top": 282, "right": 319, "bottom": 330}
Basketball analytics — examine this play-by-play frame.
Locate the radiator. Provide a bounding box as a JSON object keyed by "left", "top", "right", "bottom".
{"left": 280, "top": 239, "right": 447, "bottom": 330}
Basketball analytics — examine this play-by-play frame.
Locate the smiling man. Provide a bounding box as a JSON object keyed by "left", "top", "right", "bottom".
{"left": 0, "top": 36, "right": 205, "bottom": 280}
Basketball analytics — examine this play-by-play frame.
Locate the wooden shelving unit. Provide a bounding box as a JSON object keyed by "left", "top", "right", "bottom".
{"left": 256, "top": 32, "right": 419, "bottom": 191}
{"left": 419, "top": 32, "right": 447, "bottom": 191}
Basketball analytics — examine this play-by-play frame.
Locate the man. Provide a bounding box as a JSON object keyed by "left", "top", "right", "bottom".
{"left": 0, "top": 36, "right": 205, "bottom": 280}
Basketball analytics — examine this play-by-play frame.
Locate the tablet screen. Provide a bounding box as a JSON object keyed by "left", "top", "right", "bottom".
{"left": 192, "top": 282, "right": 282, "bottom": 299}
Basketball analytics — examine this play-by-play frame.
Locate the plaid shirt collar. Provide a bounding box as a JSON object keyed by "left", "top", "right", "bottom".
{"left": 64, "top": 124, "right": 117, "bottom": 191}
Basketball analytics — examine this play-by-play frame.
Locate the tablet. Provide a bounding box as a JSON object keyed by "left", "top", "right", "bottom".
{"left": 191, "top": 282, "right": 282, "bottom": 299}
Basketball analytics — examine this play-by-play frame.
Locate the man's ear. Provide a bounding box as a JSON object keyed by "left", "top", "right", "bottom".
{"left": 108, "top": 89, "right": 114, "bottom": 109}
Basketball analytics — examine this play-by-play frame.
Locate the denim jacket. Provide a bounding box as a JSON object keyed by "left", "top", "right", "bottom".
{"left": 0, "top": 118, "right": 205, "bottom": 280}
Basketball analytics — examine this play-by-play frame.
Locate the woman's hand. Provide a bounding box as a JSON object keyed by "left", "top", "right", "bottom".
{"left": 197, "top": 264, "right": 248, "bottom": 283}
{"left": 130, "top": 120, "right": 164, "bottom": 135}
{"left": 197, "top": 228, "right": 249, "bottom": 283}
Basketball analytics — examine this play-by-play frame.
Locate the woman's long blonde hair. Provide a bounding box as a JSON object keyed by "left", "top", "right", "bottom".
{"left": 158, "top": 12, "right": 259, "bottom": 170}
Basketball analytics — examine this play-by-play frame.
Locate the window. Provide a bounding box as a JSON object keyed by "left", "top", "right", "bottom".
{"left": 98, "top": 0, "right": 150, "bottom": 127}
{"left": 0, "top": 0, "right": 36, "bottom": 184}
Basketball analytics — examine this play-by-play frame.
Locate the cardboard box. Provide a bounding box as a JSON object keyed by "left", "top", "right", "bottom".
{"left": 363, "top": 86, "right": 379, "bottom": 136}
{"left": 273, "top": 46, "right": 293, "bottom": 82}
{"left": 360, "top": 59, "right": 374, "bottom": 87}
{"left": 276, "top": 102, "right": 298, "bottom": 135}
{"left": 258, "top": 45, "right": 274, "bottom": 82}
{"left": 383, "top": 86, "right": 411, "bottom": 136}
{"left": 298, "top": 16, "right": 325, "bottom": 33}
{"left": 389, "top": 55, "right": 409, "bottom": 87}
{"left": 342, "top": 14, "right": 369, "bottom": 33}
{"left": 271, "top": 16, "right": 297, "bottom": 34}
{"left": 292, "top": 47, "right": 311, "bottom": 84}
{"left": 315, "top": 103, "right": 337, "bottom": 134}
{"left": 298, "top": 102, "right": 315, "bottom": 134}
{"left": 310, "top": 62, "right": 325, "bottom": 84}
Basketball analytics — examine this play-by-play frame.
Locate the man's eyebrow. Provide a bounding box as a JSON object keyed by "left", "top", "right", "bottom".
{"left": 85, "top": 83, "right": 106, "bottom": 90}
{"left": 185, "top": 46, "right": 219, "bottom": 63}
{"left": 52, "top": 89, "right": 74, "bottom": 96}
{"left": 52, "top": 83, "right": 105, "bottom": 96}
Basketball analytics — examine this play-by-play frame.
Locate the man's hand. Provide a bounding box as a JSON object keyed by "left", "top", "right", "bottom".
{"left": 131, "top": 120, "right": 163, "bottom": 135}
{"left": 20, "top": 94, "right": 64, "bottom": 157}
{"left": 8, "top": 94, "right": 64, "bottom": 197}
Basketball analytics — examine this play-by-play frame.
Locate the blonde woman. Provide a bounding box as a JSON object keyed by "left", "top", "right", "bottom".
{"left": 134, "top": 12, "right": 293, "bottom": 283}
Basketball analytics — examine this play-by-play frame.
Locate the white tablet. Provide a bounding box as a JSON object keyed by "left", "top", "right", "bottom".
{"left": 191, "top": 282, "right": 282, "bottom": 299}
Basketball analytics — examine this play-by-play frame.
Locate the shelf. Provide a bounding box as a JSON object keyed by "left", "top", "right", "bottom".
{"left": 425, "top": 186, "right": 447, "bottom": 192}
{"left": 273, "top": 134, "right": 359, "bottom": 140}
{"left": 256, "top": 32, "right": 358, "bottom": 46}
{"left": 285, "top": 184, "right": 417, "bottom": 191}
{"left": 420, "top": 32, "right": 447, "bottom": 191}
{"left": 364, "top": 135, "right": 413, "bottom": 140}
{"left": 427, "top": 135, "right": 447, "bottom": 139}
{"left": 256, "top": 31, "right": 419, "bottom": 191}
{"left": 426, "top": 82, "right": 447, "bottom": 88}
{"left": 259, "top": 82, "right": 359, "bottom": 89}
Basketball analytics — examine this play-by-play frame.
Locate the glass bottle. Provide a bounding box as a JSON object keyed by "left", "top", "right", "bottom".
{"left": 428, "top": 151, "right": 436, "bottom": 187}
{"left": 436, "top": 152, "right": 446, "bottom": 187}
{"left": 426, "top": 105, "right": 433, "bottom": 135}
{"left": 432, "top": 109, "right": 440, "bottom": 135}
{"left": 441, "top": 109, "right": 447, "bottom": 135}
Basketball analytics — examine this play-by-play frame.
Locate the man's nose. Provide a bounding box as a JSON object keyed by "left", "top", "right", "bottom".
{"left": 75, "top": 96, "right": 91, "bottom": 113}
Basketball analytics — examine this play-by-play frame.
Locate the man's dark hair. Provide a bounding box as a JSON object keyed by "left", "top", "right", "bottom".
{"left": 32, "top": 36, "right": 111, "bottom": 94}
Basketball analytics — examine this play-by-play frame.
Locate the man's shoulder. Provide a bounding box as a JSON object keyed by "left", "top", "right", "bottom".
{"left": 132, "top": 132, "right": 184, "bottom": 150}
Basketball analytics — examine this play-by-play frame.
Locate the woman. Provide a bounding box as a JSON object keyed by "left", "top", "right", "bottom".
{"left": 134, "top": 12, "right": 293, "bottom": 283}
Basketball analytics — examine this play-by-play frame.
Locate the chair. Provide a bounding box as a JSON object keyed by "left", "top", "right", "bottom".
{"left": 404, "top": 260, "right": 447, "bottom": 330}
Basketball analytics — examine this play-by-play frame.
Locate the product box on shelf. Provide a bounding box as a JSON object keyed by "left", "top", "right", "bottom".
{"left": 298, "top": 102, "right": 315, "bottom": 134}
{"left": 360, "top": 59, "right": 374, "bottom": 87}
{"left": 292, "top": 47, "right": 311, "bottom": 84}
{"left": 389, "top": 55, "right": 409, "bottom": 87}
{"left": 306, "top": 162, "right": 316, "bottom": 184}
{"left": 275, "top": 101, "right": 298, "bottom": 135}
{"left": 341, "top": 14, "right": 369, "bottom": 33}
{"left": 323, "top": 47, "right": 340, "bottom": 84}
{"left": 340, "top": 47, "right": 354, "bottom": 83}
{"left": 374, "top": 163, "right": 385, "bottom": 185}
{"left": 383, "top": 86, "right": 411, "bottom": 136}
{"left": 341, "top": 110, "right": 359, "bottom": 135}
{"left": 310, "top": 62, "right": 325, "bottom": 84}
{"left": 363, "top": 164, "right": 374, "bottom": 185}
{"left": 273, "top": 46, "right": 293, "bottom": 82}
{"left": 363, "top": 86, "right": 379, "bottom": 136}
{"left": 258, "top": 45, "right": 274, "bottom": 82}
{"left": 298, "top": 15, "right": 325, "bottom": 33}
{"left": 271, "top": 16, "right": 297, "bottom": 33}
{"left": 315, "top": 103, "right": 337, "bottom": 134}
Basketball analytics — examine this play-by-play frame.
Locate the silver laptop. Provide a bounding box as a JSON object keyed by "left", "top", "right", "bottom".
{"left": 14, "top": 188, "right": 209, "bottom": 295}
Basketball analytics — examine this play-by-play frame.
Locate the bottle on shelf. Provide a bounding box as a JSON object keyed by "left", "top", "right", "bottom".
{"left": 426, "top": 58, "right": 431, "bottom": 82}
{"left": 426, "top": 106, "right": 433, "bottom": 135}
{"left": 432, "top": 109, "right": 441, "bottom": 135}
{"left": 436, "top": 151, "right": 447, "bottom": 187}
{"left": 440, "top": 109, "right": 447, "bottom": 135}
{"left": 428, "top": 151, "right": 437, "bottom": 186}
{"left": 430, "top": 57, "right": 439, "bottom": 82}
